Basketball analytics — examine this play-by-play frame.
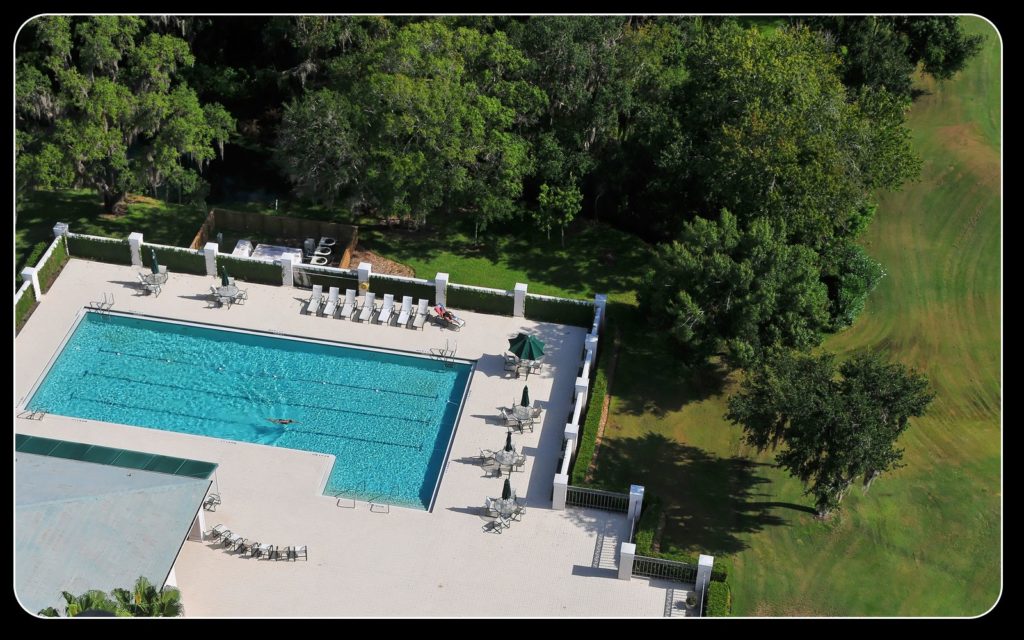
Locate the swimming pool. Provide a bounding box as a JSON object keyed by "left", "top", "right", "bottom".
{"left": 25, "top": 311, "right": 473, "bottom": 510}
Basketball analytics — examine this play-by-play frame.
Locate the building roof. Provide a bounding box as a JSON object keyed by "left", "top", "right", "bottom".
{"left": 15, "top": 437, "right": 214, "bottom": 615}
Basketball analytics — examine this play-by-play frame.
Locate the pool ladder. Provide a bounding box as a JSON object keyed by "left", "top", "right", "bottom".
{"left": 366, "top": 483, "right": 400, "bottom": 514}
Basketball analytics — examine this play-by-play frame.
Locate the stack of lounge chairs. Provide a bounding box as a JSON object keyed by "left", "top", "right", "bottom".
{"left": 302, "top": 286, "right": 432, "bottom": 331}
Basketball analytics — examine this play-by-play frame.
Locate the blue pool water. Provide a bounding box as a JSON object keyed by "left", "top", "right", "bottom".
{"left": 26, "top": 312, "right": 472, "bottom": 510}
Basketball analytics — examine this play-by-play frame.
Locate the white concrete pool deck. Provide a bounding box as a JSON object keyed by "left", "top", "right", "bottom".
{"left": 15, "top": 259, "right": 675, "bottom": 617}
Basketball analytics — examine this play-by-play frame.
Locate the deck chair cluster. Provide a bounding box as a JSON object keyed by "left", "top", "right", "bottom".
{"left": 303, "top": 285, "right": 429, "bottom": 329}
{"left": 205, "top": 524, "right": 308, "bottom": 561}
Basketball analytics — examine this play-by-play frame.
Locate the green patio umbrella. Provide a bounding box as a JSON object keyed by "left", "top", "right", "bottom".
{"left": 501, "top": 477, "right": 512, "bottom": 501}
{"left": 220, "top": 265, "right": 230, "bottom": 287}
{"left": 150, "top": 248, "right": 160, "bottom": 274}
{"left": 508, "top": 333, "right": 545, "bottom": 361}
{"left": 520, "top": 385, "right": 530, "bottom": 408}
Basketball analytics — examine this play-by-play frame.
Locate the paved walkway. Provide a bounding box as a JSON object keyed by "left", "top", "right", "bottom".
{"left": 15, "top": 259, "right": 674, "bottom": 617}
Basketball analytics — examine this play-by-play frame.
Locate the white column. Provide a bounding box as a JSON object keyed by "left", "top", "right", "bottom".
{"left": 203, "top": 242, "right": 219, "bottom": 276}
{"left": 189, "top": 510, "right": 205, "bottom": 542}
{"left": 696, "top": 554, "right": 715, "bottom": 605}
{"left": 618, "top": 542, "right": 636, "bottom": 580}
{"left": 21, "top": 267, "right": 40, "bottom": 299}
{"left": 128, "top": 232, "right": 144, "bottom": 267}
{"left": 435, "top": 272, "right": 449, "bottom": 307}
{"left": 564, "top": 421, "right": 579, "bottom": 445}
{"left": 513, "top": 282, "right": 527, "bottom": 317}
{"left": 358, "top": 261, "right": 372, "bottom": 295}
{"left": 280, "top": 254, "right": 297, "bottom": 287}
{"left": 552, "top": 473, "right": 569, "bottom": 510}
{"left": 52, "top": 222, "right": 69, "bottom": 238}
{"left": 595, "top": 293, "right": 608, "bottom": 331}
{"left": 628, "top": 484, "right": 645, "bottom": 523}
{"left": 575, "top": 375, "right": 589, "bottom": 397}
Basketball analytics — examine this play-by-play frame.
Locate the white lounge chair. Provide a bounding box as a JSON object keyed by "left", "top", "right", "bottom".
{"left": 321, "top": 286, "right": 340, "bottom": 317}
{"left": 412, "top": 298, "right": 429, "bottom": 330}
{"left": 339, "top": 289, "right": 356, "bottom": 319}
{"left": 376, "top": 293, "right": 395, "bottom": 325}
{"left": 305, "top": 285, "right": 324, "bottom": 315}
{"left": 357, "top": 292, "right": 377, "bottom": 322}
{"left": 396, "top": 296, "right": 413, "bottom": 327}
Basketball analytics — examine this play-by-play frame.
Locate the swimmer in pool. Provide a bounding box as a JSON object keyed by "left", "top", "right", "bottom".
{"left": 267, "top": 418, "right": 298, "bottom": 425}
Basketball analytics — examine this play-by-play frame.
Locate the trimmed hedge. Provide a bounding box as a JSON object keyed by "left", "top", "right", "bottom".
{"left": 446, "top": 285, "right": 513, "bottom": 315}
{"left": 633, "top": 495, "right": 730, "bottom": 582}
{"left": 571, "top": 357, "right": 608, "bottom": 485}
{"left": 704, "top": 581, "right": 731, "bottom": 617}
{"left": 525, "top": 295, "right": 594, "bottom": 327}
{"left": 66, "top": 235, "right": 131, "bottom": 265}
{"left": 37, "top": 236, "right": 69, "bottom": 293}
{"left": 141, "top": 244, "right": 207, "bottom": 275}
{"left": 18, "top": 241, "right": 48, "bottom": 275}
{"left": 15, "top": 285, "right": 37, "bottom": 334}
{"left": 369, "top": 275, "right": 434, "bottom": 304}
{"left": 303, "top": 272, "right": 359, "bottom": 292}
{"left": 216, "top": 255, "right": 282, "bottom": 286}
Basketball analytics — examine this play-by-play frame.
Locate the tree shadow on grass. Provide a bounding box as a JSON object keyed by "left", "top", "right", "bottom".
{"left": 591, "top": 432, "right": 789, "bottom": 556}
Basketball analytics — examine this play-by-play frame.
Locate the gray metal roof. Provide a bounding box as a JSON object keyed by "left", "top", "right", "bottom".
{"left": 16, "top": 451, "right": 211, "bottom": 615}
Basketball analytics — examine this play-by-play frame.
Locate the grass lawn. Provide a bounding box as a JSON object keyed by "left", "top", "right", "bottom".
{"left": 15, "top": 190, "right": 208, "bottom": 272}
{"left": 591, "top": 16, "right": 1000, "bottom": 616}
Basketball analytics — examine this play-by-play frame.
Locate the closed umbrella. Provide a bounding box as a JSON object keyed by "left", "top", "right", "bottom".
{"left": 504, "top": 431, "right": 513, "bottom": 452}
{"left": 520, "top": 385, "right": 530, "bottom": 408}
{"left": 150, "top": 248, "right": 160, "bottom": 275}
{"left": 501, "top": 478, "right": 512, "bottom": 501}
{"left": 220, "top": 265, "right": 230, "bottom": 287}
{"left": 507, "top": 333, "right": 545, "bottom": 361}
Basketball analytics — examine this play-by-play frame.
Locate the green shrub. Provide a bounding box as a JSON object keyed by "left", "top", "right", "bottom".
{"left": 19, "top": 241, "right": 48, "bottom": 273}
{"left": 571, "top": 359, "right": 608, "bottom": 485}
{"left": 141, "top": 244, "right": 207, "bottom": 275}
{"left": 446, "top": 285, "right": 513, "bottom": 315}
{"left": 369, "top": 275, "right": 435, "bottom": 304}
{"left": 216, "top": 255, "right": 282, "bottom": 285}
{"left": 524, "top": 295, "right": 594, "bottom": 327}
{"left": 37, "top": 236, "right": 69, "bottom": 293}
{"left": 66, "top": 235, "right": 132, "bottom": 265}
{"left": 15, "top": 285, "right": 37, "bottom": 334}
{"left": 704, "top": 581, "right": 731, "bottom": 616}
{"left": 303, "top": 272, "right": 359, "bottom": 292}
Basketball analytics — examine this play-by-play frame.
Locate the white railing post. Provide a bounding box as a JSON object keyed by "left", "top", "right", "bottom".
{"left": 21, "top": 267, "right": 41, "bottom": 299}
{"left": 128, "top": 232, "right": 144, "bottom": 267}
{"left": 53, "top": 222, "right": 69, "bottom": 239}
{"left": 513, "top": 282, "right": 527, "bottom": 317}
{"left": 618, "top": 542, "right": 635, "bottom": 580}
{"left": 595, "top": 293, "right": 608, "bottom": 331}
{"left": 628, "top": 484, "right": 645, "bottom": 523}
{"left": 203, "top": 242, "right": 219, "bottom": 276}
{"left": 435, "top": 272, "right": 449, "bottom": 307}
{"left": 552, "top": 473, "right": 568, "bottom": 510}
{"left": 358, "top": 261, "right": 372, "bottom": 294}
{"left": 575, "top": 375, "right": 589, "bottom": 397}
{"left": 280, "top": 254, "right": 297, "bottom": 287}
{"left": 696, "top": 554, "right": 715, "bottom": 610}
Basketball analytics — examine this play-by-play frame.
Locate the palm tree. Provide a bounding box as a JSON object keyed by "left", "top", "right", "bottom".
{"left": 37, "top": 576, "right": 183, "bottom": 617}
{"left": 111, "top": 576, "right": 184, "bottom": 617}
{"left": 37, "top": 589, "right": 120, "bottom": 617}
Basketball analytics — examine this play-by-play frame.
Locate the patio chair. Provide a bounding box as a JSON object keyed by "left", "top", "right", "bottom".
{"left": 376, "top": 293, "right": 395, "bottom": 325}
{"left": 484, "top": 497, "right": 499, "bottom": 517}
{"left": 255, "top": 543, "right": 276, "bottom": 560}
{"left": 233, "top": 289, "right": 248, "bottom": 305}
{"left": 202, "top": 492, "right": 221, "bottom": 511}
{"left": 205, "top": 524, "right": 228, "bottom": 540}
{"left": 305, "top": 285, "right": 324, "bottom": 315}
{"left": 284, "top": 545, "right": 308, "bottom": 561}
{"left": 245, "top": 541, "right": 262, "bottom": 558}
{"left": 412, "top": 298, "right": 429, "bottom": 330}
{"left": 512, "top": 453, "right": 527, "bottom": 472}
{"left": 357, "top": 292, "right": 377, "bottom": 322}
{"left": 396, "top": 296, "right": 413, "bottom": 327}
{"left": 339, "top": 289, "right": 356, "bottom": 319}
{"left": 222, "top": 532, "right": 243, "bottom": 549}
{"left": 503, "top": 353, "right": 520, "bottom": 373}
{"left": 482, "top": 519, "right": 504, "bottom": 534}
{"left": 479, "top": 448, "right": 496, "bottom": 462}
{"left": 321, "top": 286, "right": 340, "bottom": 317}
{"left": 511, "top": 502, "right": 526, "bottom": 521}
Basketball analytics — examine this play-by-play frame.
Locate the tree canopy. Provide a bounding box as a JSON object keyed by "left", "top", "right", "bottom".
{"left": 16, "top": 16, "right": 234, "bottom": 212}
{"left": 726, "top": 351, "right": 934, "bottom": 516}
